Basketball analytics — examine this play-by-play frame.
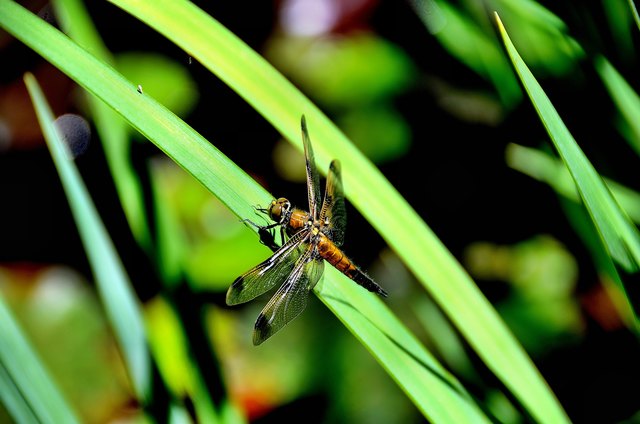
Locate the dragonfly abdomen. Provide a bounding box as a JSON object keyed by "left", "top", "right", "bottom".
{"left": 352, "top": 271, "right": 388, "bottom": 297}
{"left": 317, "top": 233, "right": 352, "bottom": 270}
{"left": 316, "top": 233, "right": 388, "bottom": 297}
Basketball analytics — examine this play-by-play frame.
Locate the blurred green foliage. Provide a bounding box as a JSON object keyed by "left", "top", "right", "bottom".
{"left": 265, "top": 33, "right": 414, "bottom": 163}
{"left": 0, "top": 267, "right": 131, "bottom": 423}
{"left": 1, "top": 0, "right": 640, "bottom": 422}
{"left": 464, "top": 236, "right": 582, "bottom": 354}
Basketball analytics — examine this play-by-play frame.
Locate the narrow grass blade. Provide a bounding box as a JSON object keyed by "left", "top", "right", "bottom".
{"left": 559, "top": 199, "right": 639, "bottom": 332}
{"left": 0, "top": 3, "right": 567, "bottom": 422}
{"left": 496, "top": 13, "right": 640, "bottom": 275}
{"left": 0, "top": 363, "right": 38, "bottom": 424}
{"left": 595, "top": 56, "right": 640, "bottom": 154}
{"left": 24, "top": 73, "right": 150, "bottom": 400}
{"left": 506, "top": 143, "right": 640, "bottom": 224}
{"left": 49, "top": 2, "right": 237, "bottom": 420}
{"left": 629, "top": 0, "right": 640, "bottom": 30}
{"left": 0, "top": 295, "right": 80, "bottom": 424}
{"left": 144, "top": 297, "right": 223, "bottom": 424}
{"left": 507, "top": 143, "right": 639, "bottom": 328}
{"left": 52, "top": 0, "right": 152, "bottom": 249}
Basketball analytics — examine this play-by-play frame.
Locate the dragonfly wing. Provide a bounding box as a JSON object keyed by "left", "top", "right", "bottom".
{"left": 306, "top": 254, "right": 325, "bottom": 291}
{"left": 301, "top": 115, "right": 322, "bottom": 221}
{"left": 226, "top": 231, "right": 309, "bottom": 305}
{"left": 253, "top": 248, "right": 325, "bottom": 345}
{"left": 320, "top": 159, "right": 346, "bottom": 246}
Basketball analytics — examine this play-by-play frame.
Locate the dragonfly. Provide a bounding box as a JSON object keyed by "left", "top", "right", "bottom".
{"left": 226, "top": 115, "right": 388, "bottom": 345}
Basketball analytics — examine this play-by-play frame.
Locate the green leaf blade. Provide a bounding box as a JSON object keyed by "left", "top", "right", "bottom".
{"left": 596, "top": 56, "right": 640, "bottom": 154}
{"left": 318, "top": 268, "right": 490, "bottom": 423}
{"left": 496, "top": 13, "right": 640, "bottom": 276}
{"left": 0, "top": 295, "right": 80, "bottom": 424}
{"left": 24, "top": 72, "right": 151, "bottom": 401}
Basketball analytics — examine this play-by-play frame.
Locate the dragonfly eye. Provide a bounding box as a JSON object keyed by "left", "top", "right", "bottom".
{"left": 268, "top": 198, "right": 290, "bottom": 223}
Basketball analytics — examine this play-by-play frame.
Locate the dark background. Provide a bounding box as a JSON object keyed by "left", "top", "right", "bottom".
{"left": 1, "top": 1, "right": 639, "bottom": 423}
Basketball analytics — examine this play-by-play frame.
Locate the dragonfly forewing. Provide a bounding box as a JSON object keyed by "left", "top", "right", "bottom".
{"left": 320, "top": 159, "right": 346, "bottom": 246}
{"left": 301, "top": 115, "right": 322, "bottom": 221}
{"left": 253, "top": 246, "right": 324, "bottom": 345}
{"left": 226, "top": 231, "right": 310, "bottom": 305}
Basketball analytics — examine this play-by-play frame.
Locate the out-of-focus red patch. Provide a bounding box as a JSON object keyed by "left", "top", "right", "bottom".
{"left": 233, "top": 387, "right": 276, "bottom": 421}
{"left": 580, "top": 280, "right": 625, "bottom": 331}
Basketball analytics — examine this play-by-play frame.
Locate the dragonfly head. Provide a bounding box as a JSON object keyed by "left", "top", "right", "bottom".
{"left": 267, "top": 198, "right": 291, "bottom": 224}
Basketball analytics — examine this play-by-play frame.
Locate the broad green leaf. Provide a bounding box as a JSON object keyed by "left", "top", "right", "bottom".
{"left": 24, "top": 73, "right": 150, "bottom": 400}
{"left": 0, "top": 295, "right": 80, "bottom": 424}
{"left": 114, "top": 52, "right": 198, "bottom": 119}
{"left": 496, "top": 13, "right": 640, "bottom": 277}
{"left": 0, "top": 2, "right": 568, "bottom": 422}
